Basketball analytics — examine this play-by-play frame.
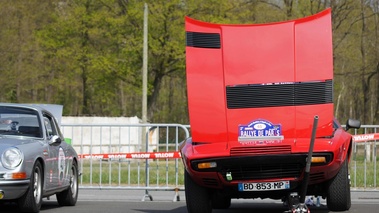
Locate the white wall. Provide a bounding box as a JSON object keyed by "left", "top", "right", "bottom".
{"left": 61, "top": 116, "right": 158, "bottom": 154}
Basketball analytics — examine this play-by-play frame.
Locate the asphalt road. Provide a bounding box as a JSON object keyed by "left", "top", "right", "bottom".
{"left": 1, "top": 189, "right": 378, "bottom": 213}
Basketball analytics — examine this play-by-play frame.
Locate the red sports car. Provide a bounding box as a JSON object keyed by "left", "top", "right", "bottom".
{"left": 181, "top": 8, "right": 360, "bottom": 213}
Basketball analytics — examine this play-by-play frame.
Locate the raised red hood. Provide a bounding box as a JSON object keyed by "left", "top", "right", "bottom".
{"left": 186, "top": 9, "right": 333, "bottom": 144}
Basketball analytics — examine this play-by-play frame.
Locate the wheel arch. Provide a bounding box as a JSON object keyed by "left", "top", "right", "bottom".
{"left": 72, "top": 157, "right": 80, "bottom": 174}
{"left": 346, "top": 138, "right": 353, "bottom": 162}
{"left": 34, "top": 157, "right": 45, "bottom": 189}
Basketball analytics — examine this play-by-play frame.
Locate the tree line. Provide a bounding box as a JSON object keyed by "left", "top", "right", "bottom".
{"left": 0, "top": 0, "right": 378, "bottom": 124}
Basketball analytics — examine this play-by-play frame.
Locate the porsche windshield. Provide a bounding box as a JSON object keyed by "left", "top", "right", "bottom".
{"left": 0, "top": 106, "right": 41, "bottom": 138}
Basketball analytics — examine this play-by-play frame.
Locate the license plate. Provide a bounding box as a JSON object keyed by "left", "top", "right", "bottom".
{"left": 238, "top": 181, "right": 290, "bottom": 191}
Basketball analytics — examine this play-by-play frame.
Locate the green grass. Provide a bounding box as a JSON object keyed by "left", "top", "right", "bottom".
{"left": 350, "top": 148, "right": 379, "bottom": 188}
{"left": 79, "top": 159, "right": 184, "bottom": 187}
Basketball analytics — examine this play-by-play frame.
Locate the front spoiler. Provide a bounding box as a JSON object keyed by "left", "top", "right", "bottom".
{"left": 0, "top": 180, "right": 30, "bottom": 200}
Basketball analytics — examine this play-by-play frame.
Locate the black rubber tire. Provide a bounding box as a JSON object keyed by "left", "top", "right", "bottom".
{"left": 18, "top": 161, "right": 43, "bottom": 213}
{"left": 211, "top": 193, "right": 231, "bottom": 209}
{"left": 327, "top": 159, "right": 351, "bottom": 211}
{"left": 56, "top": 161, "right": 79, "bottom": 206}
{"left": 184, "top": 170, "right": 212, "bottom": 213}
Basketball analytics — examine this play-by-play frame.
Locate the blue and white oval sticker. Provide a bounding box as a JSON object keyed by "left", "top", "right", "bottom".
{"left": 253, "top": 123, "right": 266, "bottom": 130}
{"left": 238, "top": 119, "right": 283, "bottom": 142}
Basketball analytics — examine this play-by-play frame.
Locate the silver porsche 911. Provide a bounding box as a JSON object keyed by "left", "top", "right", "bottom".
{"left": 0, "top": 103, "right": 79, "bottom": 213}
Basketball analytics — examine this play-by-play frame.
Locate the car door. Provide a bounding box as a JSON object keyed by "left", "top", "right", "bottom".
{"left": 43, "top": 113, "right": 69, "bottom": 189}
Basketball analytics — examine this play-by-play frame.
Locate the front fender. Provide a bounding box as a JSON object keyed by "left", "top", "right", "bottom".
{"left": 17, "top": 142, "right": 47, "bottom": 179}
{"left": 333, "top": 128, "right": 353, "bottom": 164}
{"left": 180, "top": 137, "right": 193, "bottom": 172}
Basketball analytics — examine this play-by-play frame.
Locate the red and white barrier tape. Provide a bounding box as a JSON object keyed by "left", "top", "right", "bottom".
{"left": 79, "top": 151, "right": 181, "bottom": 159}
{"left": 78, "top": 134, "right": 378, "bottom": 160}
{"left": 352, "top": 133, "right": 379, "bottom": 143}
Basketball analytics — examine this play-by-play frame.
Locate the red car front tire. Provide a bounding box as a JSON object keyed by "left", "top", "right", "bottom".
{"left": 185, "top": 170, "right": 212, "bottom": 213}
{"left": 327, "top": 159, "right": 351, "bottom": 211}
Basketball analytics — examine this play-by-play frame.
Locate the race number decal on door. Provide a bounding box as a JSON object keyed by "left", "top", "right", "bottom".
{"left": 58, "top": 147, "right": 66, "bottom": 184}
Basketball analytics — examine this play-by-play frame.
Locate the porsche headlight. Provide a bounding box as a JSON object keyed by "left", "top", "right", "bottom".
{"left": 1, "top": 147, "right": 23, "bottom": 169}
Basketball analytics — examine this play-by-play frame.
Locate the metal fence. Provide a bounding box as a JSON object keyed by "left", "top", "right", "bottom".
{"left": 61, "top": 123, "right": 189, "bottom": 201}
{"left": 349, "top": 125, "right": 378, "bottom": 189}
{"left": 61, "top": 123, "right": 378, "bottom": 201}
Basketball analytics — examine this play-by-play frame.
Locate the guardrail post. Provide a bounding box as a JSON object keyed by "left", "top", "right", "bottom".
{"left": 173, "top": 188, "right": 180, "bottom": 202}
{"left": 142, "top": 126, "right": 155, "bottom": 201}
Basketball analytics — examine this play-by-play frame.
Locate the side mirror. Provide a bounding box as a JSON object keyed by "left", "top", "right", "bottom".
{"left": 49, "top": 135, "right": 62, "bottom": 145}
{"left": 345, "top": 119, "right": 361, "bottom": 131}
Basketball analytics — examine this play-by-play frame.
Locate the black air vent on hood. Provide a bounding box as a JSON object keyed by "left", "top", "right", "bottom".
{"left": 226, "top": 80, "right": 333, "bottom": 109}
{"left": 186, "top": 32, "right": 221, "bottom": 49}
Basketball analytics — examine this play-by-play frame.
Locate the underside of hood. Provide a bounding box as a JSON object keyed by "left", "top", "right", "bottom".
{"left": 185, "top": 9, "right": 333, "bottom": 143}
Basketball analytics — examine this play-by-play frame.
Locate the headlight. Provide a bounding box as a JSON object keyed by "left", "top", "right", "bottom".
{"left": 1, "top": 147, "right": 23, "bottom": 169}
